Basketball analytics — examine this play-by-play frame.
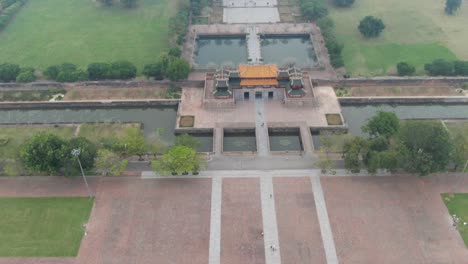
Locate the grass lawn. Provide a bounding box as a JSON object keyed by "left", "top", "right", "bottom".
{"left": 0, "top": 0, "right": 177, "bottom": 71}
{"left": 78, "top": 123, "right": 141, "bottom": 144}
{"left": 0, "top": 197, "right": 94, "bottom": 256}
{"left": 442, "top": 193, "right": 468, "bottom": 247}
{"left": 329, "top": 0, "right": 468, "bottom": 76}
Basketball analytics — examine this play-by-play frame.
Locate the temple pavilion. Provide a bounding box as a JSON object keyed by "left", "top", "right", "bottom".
{"left": 213, "top": 64, "right": 306, "bottom": 99}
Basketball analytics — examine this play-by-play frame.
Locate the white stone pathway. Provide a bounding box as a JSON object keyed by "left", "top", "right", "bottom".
{"left": 260, "top": 176, "right": 282, "bottom": 264}
{"left": 208, "top": 177, "right": 222, "bottom": 264}
{"left": 311, "top": 175, "right": 339, "bottom": 264}
{"left": 246, "top": 25, "right": 262, "bottom": 64}
{"left": 255, "top": 98, "right": 270, "bottom": 156}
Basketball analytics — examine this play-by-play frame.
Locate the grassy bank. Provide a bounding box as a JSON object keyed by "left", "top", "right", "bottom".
{"left": 0, "top": 0, "right": 176, "bottom": 71}
{"left": 442, "top": 193, "right": 468, "bottom": 247}
{"left": 0, "top": 197, "right": 94, "bottom": 256}
{"left": 329, "top": 0, "right": 468, "bottom": 76}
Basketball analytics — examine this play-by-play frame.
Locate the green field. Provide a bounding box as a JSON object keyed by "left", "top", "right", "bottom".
{"left": 442, "top": 193, "right": 468, "bottom": 247}
{"left": 0, "top": 0, "right": 176, "bottom": 71}
{"left": 329, "top": 0, "right": 468, "bottom": 76}
{"left": 0, "top": 197, "right": 94, "bottom": 256}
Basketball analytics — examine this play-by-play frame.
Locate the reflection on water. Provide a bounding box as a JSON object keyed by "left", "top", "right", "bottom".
{"left": 195, "top": 36, "right": 247, "bottom": 67}
{"left": 223, "top": 133, "right": 257, "bottom": 152}
{"left": 260, "top": 35, "right": 317, "bottom": 67}
{"left": 269, "top": 132, "right": 303, "bottom": 151}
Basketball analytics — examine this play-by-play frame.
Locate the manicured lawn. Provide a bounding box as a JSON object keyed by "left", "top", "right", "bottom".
{"left": 442, "top": 193, "right": 468, "bottom": 247}
{"left": 329, "top": 0, "right": 468, "bottom": 76}
{"left": 0, "top": 0, "right": 176, "bottom": 71}
{"left": 0, "top": 197, "right": 94, "bottom": 256}
{"left": 0, "top": 126, "right": 76, "bottom": 159}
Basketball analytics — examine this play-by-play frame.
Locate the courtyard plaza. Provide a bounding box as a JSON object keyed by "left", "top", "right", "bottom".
{"left": 0, "top": 171, "right": 467, "bottom": 264}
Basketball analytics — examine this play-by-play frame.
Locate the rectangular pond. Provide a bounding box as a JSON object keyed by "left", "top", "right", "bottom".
{"left": 268, "top": 128, "right": 303, "bottom": 152}
{"left": 223, "top": 129, "right": 257, "bottom": 152}
{"left": 260, "top": 34, "right": 317, "bottom": 68}
{"left": 195, "top": 35, "right": 247, "bottom": 67}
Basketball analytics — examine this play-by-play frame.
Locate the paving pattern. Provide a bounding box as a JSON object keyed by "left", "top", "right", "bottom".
{"left": 247, "top": 25, "right": 262, "bottom": 64}
{"left": 1, "top": 174, "right": 467, "bottom": 264}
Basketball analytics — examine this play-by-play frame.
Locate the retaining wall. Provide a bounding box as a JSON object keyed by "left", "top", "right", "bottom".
{"left": 0, "top": 100, "right": 180, "bottom": 110}
{"left": 339, "top": 96, "right": 468, "bottom": 105}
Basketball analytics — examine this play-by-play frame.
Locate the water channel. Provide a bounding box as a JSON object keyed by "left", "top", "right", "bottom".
{"left": 260, "top": 35, "right": 317, "bottom": 67}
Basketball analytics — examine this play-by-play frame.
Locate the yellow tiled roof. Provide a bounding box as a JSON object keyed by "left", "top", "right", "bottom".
{"left": 240, "top": 79, "right": 279, "bottom": 86}
{"left": 239, "top": 64, "right": 278, "bottom": 79}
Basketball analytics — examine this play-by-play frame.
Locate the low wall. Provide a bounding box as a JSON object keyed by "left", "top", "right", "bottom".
{"left": 339, "top": 96, "right": 468, "bottom": 105}
{"left": 316, "top": 77, "right": 468, "bottom": 87}
{"left": 0, "top": 100, "right": 180, "bottom": 110}
{"left": 0, "top": 80, "right": 205, "bottom": 89}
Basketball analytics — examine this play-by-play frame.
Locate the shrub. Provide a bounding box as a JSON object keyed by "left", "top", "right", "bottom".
{"left": 166, "top": 58, "right": 190, "bottom": 81}
{"left": 333, "top": 0, "right": 355, "bottom": 7}
{"left": 0, "top": 63, "right": 20, "bottom": 82}
{"left": 20, "top": 132, "right": 66, "bottom": 174}
{"left": 16, "top": 70, "right": 36, "bottom": 83}
{"left": 445, "top": 0, "right": 462, "bottom": 15}
{"left": 87, "top": 63, "right": 111, "bottom": 80}
{"left": 454, "top": 60, "right": 468, "bottom": 76}
{"left": 424, "top": 59, "right": 454, "bottom": 76}
{"left": 108, "top": 61, "right": 137, "bottom": 80}
{"left": 358, "top": 16, "right": 385, "bottom": 38}
{"left": 301, "top": 0, "right": 328, "bottom": 21}
{"left": 0, "top": 0, "right": 26, "bottom": 31}
{"left": 168, "top": 47, "right": 182, "bottom": 58}
{"left": 143, "top": 62, "right": 164, "bottom": 80}
{"left": 396, "top": 62, "right": 416, "bottom": 76}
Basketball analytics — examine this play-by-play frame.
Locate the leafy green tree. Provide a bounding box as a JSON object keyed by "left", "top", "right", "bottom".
{"left": 64, "top": 137, "right": 97, "bottom": 171}
{"left": 452, "top": 134, "right": 468, "bottom": 171}
{"left": 0, "top": 63, "right": 21, "bottom": 82}
{"left": 424, "top": 59, "right": 454, "bottom": 76}
{"left": 94, "top": 149, "right": 128, "bottom": 176}
{"left": 166, "top": 59, "right": 190, "bottom": 81}
{"left": 398, "top": 121, "right": 454, "bottom": 175}
{"left": 454, "top": 60, "right": 468, "bottom": 76}
{"left": 87, "top": 63, "right": 111, "bottom": 80}
{"left": 396, "top": 62, "right": 416, "bottom": 76}
{"left": 175, "top": 134, "right": 201, "bottom": 149}
{"left": 108, "top": 61, "right": 137, "bottom": 79}
{"left": 362, "top": 111, "right": 400, "bottom": 138}
{"left": 143, "top": 62, "right": 164, "bottom": 80}
{"left": 44, "top": 65, "right": 60, "bottom": 80}
{"left": 20, "top": 133, "right": 66, "bottom": 174}
{"left": 334, "top": 0, "right": 355, "bottom": 7}
{"left": 16, "top": 69, "right": 36, "bottom": 83}
{"left": 168, "top": 47, "right": 182, "bottom": 58}
{"left": 343, "top": 137, "right": 368, "bottom": 173}
{"left": 358, "top": 16, "right": 385, "bottom": 38}
{"left": 152, "top": 145, "right": 202, "bottom": 175}
{"left": 445, "top": 0, "right": 462, "bottom": 15}
{"left": 122, "top": 128, "right": 147, "bottom": 159}
{"left": 301, "top": 1, "right": 328, "bottom": 21}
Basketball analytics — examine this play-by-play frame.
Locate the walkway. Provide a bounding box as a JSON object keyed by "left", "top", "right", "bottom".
{"left": 246, "top": 25, "right": 262, "bottom": 64}
{"left": 255, "top": 97, "right": 269, "bottom": 156}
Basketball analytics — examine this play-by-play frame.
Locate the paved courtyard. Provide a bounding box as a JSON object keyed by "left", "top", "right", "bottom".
{"left": 0, "top": 173, "right": 466, "bottom": 264}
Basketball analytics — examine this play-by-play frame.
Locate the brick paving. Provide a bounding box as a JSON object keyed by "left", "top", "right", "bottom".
{"left": 0, "top": 174, "right": 467, "bottom": 264}
{"left": 274, "top": 177, "right": 327, "bottom": 264}
{"left": 221, "top": 178, "right": 265, "bottom": 264}
{"left": 322, "top": 174, "right": 468, "bottom": 264}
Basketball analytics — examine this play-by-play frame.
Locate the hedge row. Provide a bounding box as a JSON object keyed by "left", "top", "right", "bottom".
{"left": 45, "top": 61, "right": 137, "bottom": 82}
{"left": 0, "top": 0, "right": 26, "bottom": 31}
{"left": 425, "top": 59, "right": 468, "bottom": 76}
{"left": 299, "top": 0, "right": 345, "bottom": 68}
{"left": 0, "top": 63, "right": 35, "bottom": 82}
{"left": 170, "top": 2, "right": 189, "bottom": 45}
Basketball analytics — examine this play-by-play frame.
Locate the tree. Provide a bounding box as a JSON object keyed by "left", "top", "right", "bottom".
{"left": 362, "top": 111, "right": 400, "bottom": 138}
{"left": 301, "top": 1, "right": 328, "bottom": 21}
{"left": 122, "top": 128, "right": 147, "bottom": 159}
{"left": 166, "top": 59, "right": 190, "bottom": 81}
{"left": 94, "top": 149, "right": 128, "bottom": 176}
{"left": 396, "top": 62, "right": 416, "bottom": 76}
{"left": 98, "top": 0, "right": 113, "bottom": 6}
{"left": 16, "top": 70, "right": 36, "bottom": 83}
{"left": 445, "top": 0, "right": 462, "bottom": 15}
{"left": 20, "top": 133, "right": 66, "bottom": 174}
{"left": 143, "top": 62, "right": 164, "bottom": 80}
{"left": 316, "top": 131, "right": 335, "bottom": 173}
{"left": 424, "top": 59, "right": 454, "bottom": 76}
{"left": 358, "top": 16, "right": 385, "bottom": 38}
{"left": 121, "top": 0, "right": 137, "bottom": 8}
{"left": 334, "top": 0, "right": 355, "bottom": 7}
{"left": 398, "top": 121, "right": 454, "bottom": 176}
{"left": 454, "top": 60, "right": 468, "bottom": 76}
{"left": 64, "top": 137, "right": 97, "bottom": 172}
{"left": 152, "top": 145, "right": 202, "bottom": 175}
{"left": 0, "top": 63, "right": 21, "bottom": 82}
{"left": 175, "top": 134, "right": 201, "bottom": 149}
{"left": 168, "top": 47, "right": 182, "bottom": 58}
{"left": 343, "top": 137, "right": 368, "bottom": 173}
{"left": 108, "top": 61, "right": 137, "bottom": 79}
{"left": 87, "top": 63, "right": 111, "bottom": 80}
